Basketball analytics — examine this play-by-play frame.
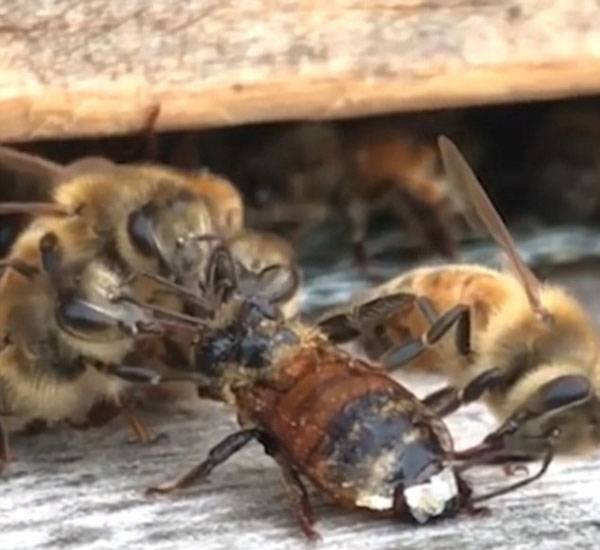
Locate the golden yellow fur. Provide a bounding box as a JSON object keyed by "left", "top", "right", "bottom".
{"left": 0, "top": 217, "right": 136, "bottom": 431}
{"left": 188, "top": 171, "right": 244, "bottom": 238}
{"left": 347, "top": 263, "right": 600, "bottom": 454}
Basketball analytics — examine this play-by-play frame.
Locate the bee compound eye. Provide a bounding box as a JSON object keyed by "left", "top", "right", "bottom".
{"left": 127, "top": 207, "right": 158, "bottom": 258}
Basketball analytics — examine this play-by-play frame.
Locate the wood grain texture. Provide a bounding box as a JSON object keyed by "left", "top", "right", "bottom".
{"left": 1, "top": 0, "right": 600, "bottom": 141}
{"left": 2, "top": 259, "right": 600, "bottom": 549}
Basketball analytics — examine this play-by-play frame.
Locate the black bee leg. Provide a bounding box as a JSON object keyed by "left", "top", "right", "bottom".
{"left": 428, "top": 304, "right": 470, "bottom": 356}
{"left": 146, "top": 428, "right": 262, "bottom": 495}
{"left": 416, "top": 296, "right": 471, "bottom": 356}
{"left": 456, "top": 476, "right": 490, "bottom": 517}
{"left": 461, "top": 368, "right": 506, "bottom": 402}
{"left": 422, "top": 368, "right": 506, "bottom": 418}
{"left": 382, "top": 304, "right": 470, "bottom": 368}
{"left": 415, "top": 295, "right": 438, "bottom": 324}
{"left": 422, "top": 386, "right": 461, "bottom": 417}
{"left": 258, "top": 433, "right": 320, "bottom": 541}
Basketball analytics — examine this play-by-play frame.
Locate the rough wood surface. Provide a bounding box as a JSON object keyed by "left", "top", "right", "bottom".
{"left": 3, "top": 252, "right": 600, "bottom": 550}
{"left": 1, "top": 0, "right": 600, "bottom": 142}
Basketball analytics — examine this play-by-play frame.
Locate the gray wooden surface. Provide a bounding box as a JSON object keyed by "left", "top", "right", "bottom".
{"left": 2, "top": 0, "right": 600, "bottom": 141}
{"left": 3, "top": 257, "right": 600, "bottom": 550}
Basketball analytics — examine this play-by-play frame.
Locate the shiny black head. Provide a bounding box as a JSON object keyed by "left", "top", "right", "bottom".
{"left": 189, "top": 244, "right": 299, "bottom": 386}
{"left": 193, "top": 294, "right": 298, "bottom": 384}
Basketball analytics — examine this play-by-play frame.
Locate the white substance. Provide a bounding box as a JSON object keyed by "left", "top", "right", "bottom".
{"left": 355, "top": 493, "right": 393, "bottom": 511}
{"left": 403, "top": 468, "right": 459, "bottom": 524}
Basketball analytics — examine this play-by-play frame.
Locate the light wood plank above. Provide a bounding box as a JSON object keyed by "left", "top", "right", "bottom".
{"left": 1, "top": 0, "right": 600, "bottom": 141}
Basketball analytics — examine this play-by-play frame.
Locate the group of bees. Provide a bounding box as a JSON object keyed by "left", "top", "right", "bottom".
{"left": 2, "top": 129, "right": 600, "bottom": 540}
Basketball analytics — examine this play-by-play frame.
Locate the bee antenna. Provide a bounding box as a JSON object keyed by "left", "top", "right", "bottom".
{"left": 120, "top": 296, "right": 208, "bottom": 328}
{"left": 111, "top": 366, "right": 205, "bottom": 385}
{"left": 136, "top": 271, "right": 213, "bottom": 313}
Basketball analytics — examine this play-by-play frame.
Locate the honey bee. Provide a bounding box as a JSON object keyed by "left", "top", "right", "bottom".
{"left": 0, "top": 214, "right": 198, "bottom": 471}
{"left": 319, "top": 136, "right": 600, "bottom": 463}
{"left": 133, "top": 245, "right": 548, "bottom": 539}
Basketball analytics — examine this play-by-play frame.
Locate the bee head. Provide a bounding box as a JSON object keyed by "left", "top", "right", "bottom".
{"left": 126, "top": 188, "right": 217, "bottom": 282}
{"left": 189, "top": 244, "right": 299, "bottom": 389}
{"left": 485, "top": 372, "right": 597, "bottom": 456}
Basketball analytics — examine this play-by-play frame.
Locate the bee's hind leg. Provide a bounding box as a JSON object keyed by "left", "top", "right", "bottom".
{"left": 422, "top": 368, "right": 506, "bottom": 418}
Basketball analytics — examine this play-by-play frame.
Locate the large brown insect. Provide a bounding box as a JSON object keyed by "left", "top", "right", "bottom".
{"left": 125, "top": 246, "right": 550, "bottom": 539}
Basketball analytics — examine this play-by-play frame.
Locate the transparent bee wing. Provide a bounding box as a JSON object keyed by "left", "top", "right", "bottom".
{"left": 438, "top": 136, "right": 549, "bottom": 321}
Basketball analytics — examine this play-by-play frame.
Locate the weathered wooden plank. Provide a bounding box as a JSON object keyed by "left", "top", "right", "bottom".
{"left": 1, "top": 0, "right": 600, "bottom": 142}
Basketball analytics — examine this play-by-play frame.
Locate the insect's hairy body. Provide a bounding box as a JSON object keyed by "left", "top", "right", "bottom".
{"left": 367, "top": 264, "right": 600, "bottom": 423}
{"left": 0, "top": 219, "right": 132, "bottom": 430}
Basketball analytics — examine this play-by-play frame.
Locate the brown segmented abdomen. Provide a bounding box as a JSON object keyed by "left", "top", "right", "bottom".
{"left": 237, "top": 345, "right": 452, "bottom": 511}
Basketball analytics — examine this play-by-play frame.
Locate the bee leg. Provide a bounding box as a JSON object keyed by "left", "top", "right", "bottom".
{"left": 456, "top": 476, "right": 490, "bottom": 517}
{"left": 423, "top": 368, "right": 506, "bottom": 418}
{"left": 416, "top": 296, "right": 471, "bottom": 355}
{"left": 461, "top": 368, "right": 506, "bottom": 402}
{"left": 146, "top": 428, "right": 262, "bottom": 495}
{"left": 422, "top": 386, "right": 461, "bottom": 417}
{"left": 382, "top": 304, "right": 470, "bottom": 368}
{"left": 318, "top": 292, "right": 416, "bottom": 347}
{"left": 258, "top": 433, "right": 320, "bottom": 541}
{"left": 415, "top": 295, "right": 438, "bottom": 324}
